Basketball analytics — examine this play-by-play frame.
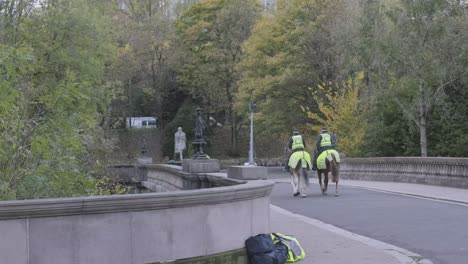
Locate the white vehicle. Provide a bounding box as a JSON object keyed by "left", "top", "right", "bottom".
{"left": 126, "top": 117, "right": 158, "bottom": 128}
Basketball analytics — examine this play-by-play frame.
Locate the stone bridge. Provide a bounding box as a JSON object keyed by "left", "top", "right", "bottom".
{"left": 1, "top": 157, "right": 467, "bottom": 264}
{"left": 0, "top": 164, "right": 272, "bottom": 264}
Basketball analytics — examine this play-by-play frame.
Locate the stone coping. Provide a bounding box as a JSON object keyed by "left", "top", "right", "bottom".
{"left": 343, "top": 157, "right": 468, "bottom": 165}
{"left": 0, "top": 179, "right": 273, "bottom": 220}
{"left": 145, "top": 164, "right": 241, "bottom": 187}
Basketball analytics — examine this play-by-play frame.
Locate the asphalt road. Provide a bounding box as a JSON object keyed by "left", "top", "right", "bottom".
{"left": 268, "top": 169, "right": 468, "bottom": 264}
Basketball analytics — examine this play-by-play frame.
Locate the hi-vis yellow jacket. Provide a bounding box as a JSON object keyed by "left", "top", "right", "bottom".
{"left": 271, "top": 233, "right": 305, "bottom": 262}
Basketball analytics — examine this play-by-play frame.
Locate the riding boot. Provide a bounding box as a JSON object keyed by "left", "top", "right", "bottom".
{"left": 312, "top": 161, "right": 317, "bottom": 171}
{"left": 312, "top": 152, "right": 318, "bottom": 171}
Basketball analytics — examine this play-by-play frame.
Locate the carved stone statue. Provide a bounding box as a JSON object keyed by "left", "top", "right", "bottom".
{"left": 174, "top": 127, "right": 186, "bottom": 161}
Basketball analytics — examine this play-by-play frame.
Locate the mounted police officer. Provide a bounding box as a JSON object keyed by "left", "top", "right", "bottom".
{"left": 284, "top": 129, "right": 307, "bottom": 172}
{"left": 312, "top": 127, "right": 333, "bottom": 171}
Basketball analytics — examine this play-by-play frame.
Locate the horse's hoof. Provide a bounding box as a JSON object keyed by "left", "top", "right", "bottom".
{"left": 293, "top": 192, "right": 300, "bottom": 197}
{"left": 335, "top": 193, "right": 339, "bottom": 197}
{"left": 301, "top": 194, "right": 307, "bottom": 198}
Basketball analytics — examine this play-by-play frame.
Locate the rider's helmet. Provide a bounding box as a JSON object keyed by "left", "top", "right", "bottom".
{"left": 321, "top": 127, "right": 328, "bottom": 133}
{"left": 293, "top": 129, "right": 299, "bottom": 135}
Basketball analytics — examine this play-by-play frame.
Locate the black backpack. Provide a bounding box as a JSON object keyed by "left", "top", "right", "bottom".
{"left": 245, "top": 234, "right": 288, "bottom": 264}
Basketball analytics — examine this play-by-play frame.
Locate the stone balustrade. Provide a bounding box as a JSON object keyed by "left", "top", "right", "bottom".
{"left": 340, "top": 157, "right": 468, "bottom": 189}
{"left": 0, "top": 165, "right": 273, "bottom": 264}
{"left": 110, "top": 164, "right": 240, "bottom": 192}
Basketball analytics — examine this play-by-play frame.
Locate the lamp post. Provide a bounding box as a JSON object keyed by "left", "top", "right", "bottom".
{"left": 248, "top": 100, "right": 256, "bottom": 166}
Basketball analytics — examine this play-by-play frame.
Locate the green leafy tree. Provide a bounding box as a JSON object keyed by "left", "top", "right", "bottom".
{"left": 374, "top": 0, "right": 467, "bottom": 156}
{"left": 238, "top": 0, "right": 348, "bottom": 137}
{"left": 0, "top": 0, "right": 118, "bottom": 200}
{"left": 176, "top": 0, "right": 261, "bottom": 155}
{"left": 110, "top": 1, "right": 183, "bottom": 125}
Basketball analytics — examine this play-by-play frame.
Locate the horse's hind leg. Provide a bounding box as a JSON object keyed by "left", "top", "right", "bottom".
{"left": 290, "top": 171, "right": 299, "bottom": 196}
{"left": 335, "top": 181, "right": 339, "bottom": 196}
{"left": 317, "top": 172, "right": 323, "bottom": 193}
{"left": 323, "top": 172, "right": 329, "bottom": 195}
{"left": 299, "top": 168, "right": 308, "bottom": 198}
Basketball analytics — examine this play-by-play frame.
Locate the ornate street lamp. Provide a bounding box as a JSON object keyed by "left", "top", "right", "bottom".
{"left": 192, "top": 106, "right": 208, "bottom": 159}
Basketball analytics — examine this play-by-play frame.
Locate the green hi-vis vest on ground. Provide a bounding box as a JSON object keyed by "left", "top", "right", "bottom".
{"left": 320, "top": 133, "right": 332, "bottom": 147}
{"left": 271, "top": 233, "right": 305, "bottom": 262}
{"left": 291, "top": 135, "right": 305, "bottom": 150}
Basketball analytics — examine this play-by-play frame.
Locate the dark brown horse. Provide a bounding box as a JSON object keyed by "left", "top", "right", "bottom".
{"left": 317, "top": 152, "right": 340, "bottom": 196}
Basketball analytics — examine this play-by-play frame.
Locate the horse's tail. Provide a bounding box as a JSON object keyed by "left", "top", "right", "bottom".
{"left": 330, "top": 153, "right": 340, "bottom": 182}
{"left": 303, "top": 167, "right": 309, "bottom": 186}
{"left": 298, "top": 159, "right": 309, "bottom": 186}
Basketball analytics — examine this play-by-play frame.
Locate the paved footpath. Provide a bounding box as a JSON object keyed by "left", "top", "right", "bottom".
{"left": 268, "top": 178, "right": 468, "bottom": 264}
{"left": 211, "top": 169, "right": 468, "bottom": 264}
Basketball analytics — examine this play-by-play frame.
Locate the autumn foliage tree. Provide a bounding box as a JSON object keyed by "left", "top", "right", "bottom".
{"left": 306, "top": 72, "right": 368, "bottom": 157}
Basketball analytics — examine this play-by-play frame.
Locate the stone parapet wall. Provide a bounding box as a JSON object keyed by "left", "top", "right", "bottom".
{"left": 109, "top": 164, "right": 241, "bottom": 192}
{"left": 341, "top": 157, "right": 468, "bottom": 189}
{"left": 0, "top": 169, "right": 273, "bottom": 264}
{"left": 219, "top": 158, "right": 285, "bottom": 168}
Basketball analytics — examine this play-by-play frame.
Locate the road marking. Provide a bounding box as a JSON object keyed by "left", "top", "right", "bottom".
{"left": 271, "top": 205, "right": 434, "bottom": 264}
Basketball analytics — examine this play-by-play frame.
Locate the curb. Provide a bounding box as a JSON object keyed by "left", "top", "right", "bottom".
{"left": 271, "top": 205, "right": 434, "bottom": 264}
{"left": 272, "top": 178, "right": 468, "bottom": 207}
{"left": 341, "top": 184, "right": 468, "bottom": 207}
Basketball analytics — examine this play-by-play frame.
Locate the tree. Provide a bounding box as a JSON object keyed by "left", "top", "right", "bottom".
{"left": 176, "top": 0, "right": 261, "bottom": 155}
{"left": 0, "top": 0, "right": 118, "bottom": 200}
{"left": 238, "top": 0, "right": 348, "bottom": 136}
{"left": 109, "top": 0, "right": 183, "bottom": 126}
{"left": 378, "top": 0, "right": 467, "bottom": 156}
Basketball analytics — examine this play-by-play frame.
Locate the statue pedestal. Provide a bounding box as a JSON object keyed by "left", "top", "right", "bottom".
{"left": 182, "top": 159, "right": 220, "bottom": 173}
{"left": 227, "top": 166, "right": 268, "bottom": 180}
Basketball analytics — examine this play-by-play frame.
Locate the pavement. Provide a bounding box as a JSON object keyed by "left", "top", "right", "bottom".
{"left": 269, "top": 178, "right": 468, "bottom": 264}
{"left": 207, "top": 168, "right": 468, "bottom": 264}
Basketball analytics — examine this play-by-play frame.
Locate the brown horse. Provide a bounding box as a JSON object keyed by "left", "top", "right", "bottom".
{"left": 317, "top": 152, "right": 340, "bottom": 196}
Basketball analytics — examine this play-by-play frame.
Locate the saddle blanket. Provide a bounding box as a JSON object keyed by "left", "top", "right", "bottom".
{"left": 317, "top": 149, "right": 340, "bottom": 170}
{"left": 288, "top": 151, "right": 312, "bottom": 170}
